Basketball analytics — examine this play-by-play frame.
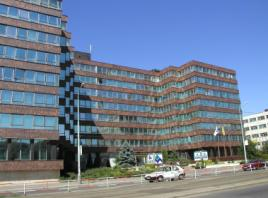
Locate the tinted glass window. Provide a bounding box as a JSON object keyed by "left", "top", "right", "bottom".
{"left": 17, "top": 28, "right": 27, "bottom": 39}
{"left": 6, "top": 26, "right": 16, "bottom": 38}
{"left": 3, "top": 68, "right": 13, "bottom": 80}
{"left": 14, "top": 69, "right": 24, "bottom": 82}
{"left": 9, "top": 7, "right": 18, "bottom": 17}
{"left": 0, "top": 24, "right": 6, "bottom": 35}
{"left": 0, "top": 5, "right": 8, "bottom": 15}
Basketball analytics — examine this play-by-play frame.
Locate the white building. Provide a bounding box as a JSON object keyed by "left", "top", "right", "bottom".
{"left": 243, "top": 110, "right": 268, "bottom": 150}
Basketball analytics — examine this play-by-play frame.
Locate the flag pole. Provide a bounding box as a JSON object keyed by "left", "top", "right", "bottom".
{"left": 217, "top": 134, "right": 220, "bottom": 160}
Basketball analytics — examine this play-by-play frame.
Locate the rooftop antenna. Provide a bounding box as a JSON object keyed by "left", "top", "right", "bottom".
{"left": 89, "top": 44, "right": 92, "bottom": 60}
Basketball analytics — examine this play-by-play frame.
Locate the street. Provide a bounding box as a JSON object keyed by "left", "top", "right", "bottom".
{"left": 25, "top": 170, "right": 268, "bottom": 198}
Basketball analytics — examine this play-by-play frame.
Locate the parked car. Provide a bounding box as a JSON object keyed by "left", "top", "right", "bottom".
{"left": 241, "top": 159, "right": 267, "bottom": 171}
{"left": 144, "top": 165, "right": 185, "bottom": 182}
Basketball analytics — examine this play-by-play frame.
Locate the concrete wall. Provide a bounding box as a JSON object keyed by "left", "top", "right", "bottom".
{"left": 0, "top": 170, "right": 60, "bottom": 181}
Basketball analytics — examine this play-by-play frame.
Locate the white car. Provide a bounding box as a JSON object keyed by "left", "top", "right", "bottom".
{"left": 144, "top": 165, "right": 185, "bottom": 182}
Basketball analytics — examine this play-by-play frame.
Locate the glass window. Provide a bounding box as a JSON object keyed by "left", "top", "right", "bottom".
{"left": 46, "top": 95, "right": 55, "bottom": 106}
{"left": 48, "top": 16, "right": 58, "bottom": 26}
{"left": 20, "top": 139, "right": 30, "bottom": 160}
{"left": 8, "top": 7, "right": 18, "bottom": 17}
{"left": 0, "top": 67, "right": 2, "bottom": 80}
{"left": 25, "top": 70, "right": 35, "bottom": 83}
{"left": 12, "top": 92, "right": 24, "bottom": 104}
{"left": 0, "top": 5, "right": 8, "bottom": 15}
{"left": 6, "top": 46, "right": 16, "bottom": 59}
{"left": 47, "top": 34, "right": 56, "bottom": 44}
{"left": 6, "top": 26, "right": 16, "bottom": 38}
{"left": 36, "top": 51, "right": 46, "bottom": 63}
{"left": 45, "top": 117, "right": 56, "bottom": 129}
{"left": 47, "top": 53, "right": 56, "bottom": 65}
{"left": 39, "top": 14, "right": 48, "bottom": 23}
{"left": 35, "top": 94, "right": 45, "bottom": 105}
{"left": 46, "top": 73, "right": 55, "bottom": 86}
{"left": 24, "top": 93, "right": 33, "bottom": 105}
{"left": 14, "top": 69, "right": 24, "bottom": 82}
{"left": 0, "top": 46, "right": 4, "bottom": 56}
{"left": 34, "top": 116, "right": 44, "bottom": 127}
{"left": 29, "top": 12, "right": 38, "bottom": 22}
{"left": 17, "top": 28, "right": 27, "bottom": 40}
{"left": 0, "top": 138, "right": 7, "bottom": 161}
{"left": 0, "top": 114, "right": 11, "bottom": 127}
{"left": 36, "top": 72, "right": 45, "bottom": 84}
{"left": 12, "top": 115, "right": 24, "bottom": 126}
{"left": 9, "top": 139, "right": 20, "bottom": 160}
{"left": 28, "top": 30, "right": 38, "bottom": 41}
{"left": 3, "top": 67, "right": 13, "bottom": 80}
{"left": 38, "top": 32, "right": 46, "bottom": 43}
{"left": 27, "top": 50, "right": 36, "bottom": 62}
{"left": 1, "top": 90, "right": 12, "bottom": 103}
{"left": 24, "top": 115, "right": 33, "bottom": 129}
{"left": 15, "top": 48, "right": 26, "bottom": 60}
{"left": 18, "top": 10, "right": 29, "bottom": 20}
{"left": 0, "top": 24, "right": 6, "bottom": 35}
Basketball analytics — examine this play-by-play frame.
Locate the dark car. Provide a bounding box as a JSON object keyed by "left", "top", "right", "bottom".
{"left": 242, "top": 159, "right": 267, "bottom": 171}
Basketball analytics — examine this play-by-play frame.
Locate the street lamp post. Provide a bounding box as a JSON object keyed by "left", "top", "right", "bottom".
{"left": 239, "top": 105, "right": 248, "bottom": 163}
{"left": 77, "top": 83, "right": 84, "bottom": 183}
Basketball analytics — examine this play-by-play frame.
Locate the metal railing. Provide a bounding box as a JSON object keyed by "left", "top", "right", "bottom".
{"left": 0, "top": 164, "right": 266, "bottom": 196}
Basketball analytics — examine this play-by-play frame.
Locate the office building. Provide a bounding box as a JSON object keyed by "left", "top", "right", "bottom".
{"left": 0, "top": 0, "right": 243, "bottom": 177}
{"left": 243, "top": 110, "right": 268, "bottom": 150}
{"left": 59, "top": 51, "right": 242, "bottom": 169}
{"left": 0, "top": 0, "right": 70, "bottom": 180}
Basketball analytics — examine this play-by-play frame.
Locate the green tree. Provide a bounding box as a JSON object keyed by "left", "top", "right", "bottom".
{"left": 118, "top": 142, "right": 136, "bottom": 168}
{"left": 239, "top": 140, "right": 261, "bottom": 160}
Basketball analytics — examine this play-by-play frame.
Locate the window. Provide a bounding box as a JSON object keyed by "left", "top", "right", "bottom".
{"left": 20, "top": 139, "right": 30, "bottom": 160}
{"left": 36, "top": 72, "right": 45, "bottom": 84}
{"left": 35, "top": 94, "right": 45, "bottom": 105}
{"left": 36, "top": 52, "right": 46, "bottom": 63}
{"left": 25, "top": 70, "right": 35, "bottom": 83}
{"left": 15, "top": 48, "right": 26, "bottom": 60}
{"left": 27, "top": 50, "right": 36, "bottom": 62}
{"left": 24, "top": 115, "right": 33, "bottom": 129}
{"left": 12, "top": 115, "right": 24, "bottom": 126}
{"left": 45, "top": 117, "right": 56, "bottom": 129}
{"left": 24, "top": 93, "right": 33, "bottom": 105}
{"left": 0, "top": 114, "right": 11, "bottom": 127}
{"left": 15, "top": 69, "right": 24, "bottom": 82}
{"left": 6, "top": 26, "right": 16, "bottom": 38}
{"left": 17, "top": 28, "right": 27, "bottom": 39}
{"left": 8, "top": 7, "right": 18, "bottom": 17}
{"left": 34, "top": 116, "right": 44, "bottom": 127}
{"left": 251, "top": 126, "right": 258, "bottom": 130}
{"left": 9, "top": 139, "right": 20, "bottom": 160}
{"left": 46, "top": 73, "right": 55, "bottom": 86}
{"left": 0, "top": 5, "right": 8, "bottom": 15}
{"left": 260, "top": 132, "right": 268, "bottom": 137}
{"left": 243, "top": 119, "right": 248, "bottom": 124}
{"left": 46, "top": 95, "right": 55, "bottom": 106}
{"left": 12, "top": 92, "right": 24, "bottom": 104}
{"left": 0, "top": 138, "right": 7, "bottom": 161}
{"left": 18, "top": 10, "right": 29, "bottom": 20}
{"left": 38, "top": 32, "right": 46, "bottom": 43}
{"left": 28, "top": 30, "right": 38, "bottom": 41}
{"left": 3, "top": 67, "right": 13, "bottom": 80}
{"left": 1, "top": 90, "right": 11, "bottom": 103}
{"left": 252, "top": 134, "right": 259, "bottom": 138}
{"left": 244, "top": 127, "right": 250, "bottom": 131}
{"left": 258, "top": 116, "right": 265, "bottom": 121}
{"left": 6, "top": 46, "right": 16, "bottom": 59}
{"left": 29, "top": 12, "right": 38, "bottom": 22}
{"left": 259, "top": 124, "right": 266, "bottom": 129}
{"left": 249, "top": 118, "right": 257, "bottom": 122}
{"left": 0, "top": 24, "right": 6, "bottom": 35}
{"left": 39, "top": 14, "right": 48, "bottom": 24}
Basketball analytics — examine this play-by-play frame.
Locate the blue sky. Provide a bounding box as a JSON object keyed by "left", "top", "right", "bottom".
{"left": 63, "top": 0, "right": 268, "bottom": 115}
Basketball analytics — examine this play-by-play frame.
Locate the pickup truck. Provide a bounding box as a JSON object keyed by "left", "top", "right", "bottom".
{"left": 144, "top": 165, "right": 185, "bottom": 182}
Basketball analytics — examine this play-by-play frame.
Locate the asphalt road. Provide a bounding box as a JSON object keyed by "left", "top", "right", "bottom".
{"left": 27, "top": 170, "right": 268, "bottom": 198}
